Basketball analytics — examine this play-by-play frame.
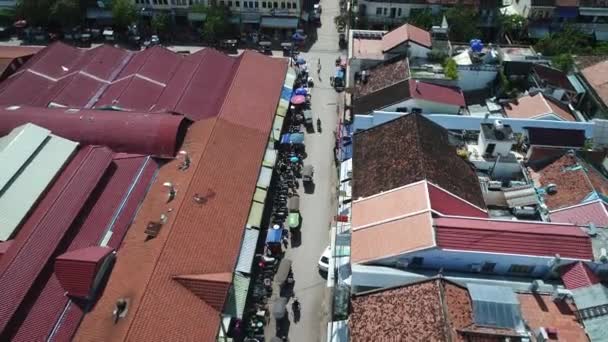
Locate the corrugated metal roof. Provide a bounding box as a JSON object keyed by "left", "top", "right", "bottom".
{"left": 0, "top": 124, "right": 78, "bottom": 241}
{"left": 550, "top": 200, "right": 608, "bottom": 227}
{"left": 0, "top": 106, "right": 189, "bottom": 157}
{"left": 559, "top": 261, "right": 600, "bottom": 290}
{"left": 235, "top": 228, "right": 260, "bottom": 274}
{"left": 468, "top": 283, "right": 524, "bottom": 330}
{"left": 0, "top": 123, "right": 50, "bottom": 188}
{"left": 225, "top": 273, "right": 251, "bottom": 319}
{"left": 55, "top": 246, "right": 114, "bottom": 298}
{"left": 10, "top": 154, "right": 156, "bottom": 342}
{"left": 0, "top": 146, "right": 112, "bottom": 336}
{"left": 434, "top": 217, "right": 594, "bottom": 260}
{"left": 503, "top": 186, "right": 539, "bottom": 208}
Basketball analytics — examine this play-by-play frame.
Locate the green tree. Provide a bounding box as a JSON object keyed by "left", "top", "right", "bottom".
{"left": 50, "top": 0, "right": 80, "bottom": 29}
{"left": 500, "top": 13, "right": 525, "bottom": 40}
{"left": 408, "top": 9, "right": 436, "bottom": 31}
{"left": 552, "top": 53, "right": 574, "bottom": 73}
{"left": 445, "top": 5, "right": 480, "bottom": 42}
{"left": 444, "top": 58, "right": 458, "bottom": 80}
{"left": 16, "top": 0, "right": 52, "bottom": 27}
{"left": 193, "top": 4, "right": 230, "bottom": 41}
{"left": 535, "top": 25, "right": 592, "bottom": 56}
{"left": 111, "top": 0, "right": 137, "bottom": 31}
{"left": 151, "top": 13, "right": 170, "bottom": 35}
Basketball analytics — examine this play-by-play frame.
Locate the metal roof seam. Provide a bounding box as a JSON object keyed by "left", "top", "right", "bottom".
{"left": 215, "top": 54, "right": 246, "bottom": 121}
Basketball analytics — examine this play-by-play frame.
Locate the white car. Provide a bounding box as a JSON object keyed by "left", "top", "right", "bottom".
{"left": 318, "top": 246, "right": 331, "bottom": 272}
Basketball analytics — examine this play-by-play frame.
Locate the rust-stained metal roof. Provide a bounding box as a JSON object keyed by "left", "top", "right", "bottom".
{"left": 55, "top": 246, "right": 115, "bottom": 298}
{"left": 0, "top": 105, "right": 189, "bottom": 157}
{"left": 0, "top": 146, "right": 113, "bottom": 339}
{"left": 74, "top": 51, "right": 288, "bottom": 342}
{"left": 0, "top": 43, "right": 241, "bottom": 122}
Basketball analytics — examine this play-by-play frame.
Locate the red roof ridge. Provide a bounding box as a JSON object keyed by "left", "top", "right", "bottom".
{"left": 215, "top": 52, "right": 247, "bottom": 122}
{"left": 173, "top": 272, "right": 232, "bottom": 311}
{"left": 426, "top": 181, "right": 488, "bottom": 215}
{"left": 559, "top": 261, "right": 601, "bottom": 289}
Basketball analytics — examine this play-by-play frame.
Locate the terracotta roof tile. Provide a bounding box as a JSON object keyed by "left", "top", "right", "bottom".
{"left": 353, "top": 113, "right": 485, "bottom": 208}
{"left": 504, "top": 93, "right": 575, "bottom": 121}
{"left": 550, "top": 200, "right": 608, "bottom": 227}
{"left": 382, "top": 23, "right": 432, "bottom": 51}
{"left": 536, "top": 154, "right": 608, "bottom": 210}
{"left": 581, "top": 59, "right": 608, "bottom": 108}
{"left": 75, "top": 53, "right": 287, "bottom": 342}
{"left": 352, "top": 211, "right": 434, "bottom": 263}
{"left": 173, "top": 273, "right": 232, "bottom": 311}
{"left": 408, "top": 79, "right": 466, "bottom": 107}
{"left": 518, "top": 293, "right": 588, "bottom": 341}
{"left": 354, "top": 58, "right": 410, "bottom": 98}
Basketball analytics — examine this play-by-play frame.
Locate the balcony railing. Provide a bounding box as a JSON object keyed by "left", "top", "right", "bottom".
{"left": 580, "top": 0, "right": 608, "bottom": 7}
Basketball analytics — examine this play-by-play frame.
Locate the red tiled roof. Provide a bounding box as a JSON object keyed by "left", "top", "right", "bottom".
{"left": 503, "top": 93, "right": 576, "bottom": 121}
{"left": 55, "top": 246, "right": 114, "bottom": 298}
{"left": 350, "top": 279, "right": 472, "bottom": 341}
{"left": 559, "top": 261, "right": 601, "bottom": 290}
{"left": 0, "top": 240, "right": 11, "bottom": 258}
{"left": 434, "top": 217, "right": 594, "bottom": 260}
{"left": 173, "top": 273, "right": 232, "bottom": 311}
{"left": 550, "top": 200, "right": 608, "bottom": 227}
{"left": 531, "top": 64, "right": 575, "bottom": 92}
{"left": 75, "top": 52, "right": 288, "bottom": 342}
{"left": 0, "top": 106, "right": 189, "bottom": 157}
{"left": 10, "top": 154, "right": 156, "bottom": 342}
{"left": 581, "top": 59, "right": 608, "bottom": 108}
{"left": 0, "top": 146, "right": 113, "bottom": 339}
{"left": 536, "top": 154, "right": 608, "bottom": 210}
{"left": 382, "top": 23, "right": 432, "bottom": 52}
{"left": 408, "top": 79, "right": 466, "bottom": 107}
{"left": 0, "top": 43, "right": 240, "bottom": 122}
{"left": 427, "top": 182, "right": 487, "bottom": 218}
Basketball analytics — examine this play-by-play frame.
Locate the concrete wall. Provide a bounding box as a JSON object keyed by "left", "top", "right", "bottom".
{"left": 457, "top": 68, "right": 498, "bottom": 91}
{"left": 362, "top": 2, "right": 430, "bottom": 20}
{"left": 379, "top": 99, "right": 461, "bottom": 115}
{"left": 372, "top": 248, "right": 572, "bottom": 279}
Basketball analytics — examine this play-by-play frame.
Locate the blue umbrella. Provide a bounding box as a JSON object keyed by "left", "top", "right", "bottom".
{"left": 294, "top": 87, "right": 307, "bottom": 96}
{"left": 295, "top": 57, "right": 306, "bottom": 65}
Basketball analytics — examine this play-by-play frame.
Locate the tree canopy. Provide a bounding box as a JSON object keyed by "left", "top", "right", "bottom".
{"left": 445, "top": 6, "right": 480, "bottom": 42}
{"left": 151, "top": 13, "right": 170, "bottom": 35}
{"left": 16, "top": 0, "right": 80, "bottom": 28}
{"left": 444, "top": 58, "right": 458, "bottom": 80}
{"left": 499, "top": 14, "right": 525, "bottom": 40}
{"left": 535, "top": 25, "right": 593, "bottom": 56}
{"left": 192, "top": 4, "right": 231, "bottom": 41}
{"left": 408, "top": 8, "right": 437, "bottom": 31}
{"left": 552, "top": 53, "right": 574, "bottom": 73}
{"left": 51, "top": 0, "right": 80, "bottom": 29}
{"left": 111, "top": 0, "right": 137, "bottom": 31}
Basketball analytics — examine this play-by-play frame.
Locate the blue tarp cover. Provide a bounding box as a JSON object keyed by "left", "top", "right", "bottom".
{"left": 556, "top": 7, "right": 578, "bottom": 18}
{"left": 281, "top": 86, "right": 293, "bottom": 101}
{"left": 266, "top": 228, "right": 283, "bottom": 243}
{"left": 280, "top": 133, "right": 304, "bottom": 144}
{"left": 341, "top": 142, "right": 353, "bottom": 161}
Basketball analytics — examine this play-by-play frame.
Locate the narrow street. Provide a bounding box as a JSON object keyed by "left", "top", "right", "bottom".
{"left": 276, "top": 1, "right": 343, "bottom": 341}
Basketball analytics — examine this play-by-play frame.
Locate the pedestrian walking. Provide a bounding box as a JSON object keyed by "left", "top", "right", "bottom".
{"left": 291, "top": 297, "right": 301, "bottom": 323}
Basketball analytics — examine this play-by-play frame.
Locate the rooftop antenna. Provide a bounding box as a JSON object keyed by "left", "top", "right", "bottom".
{"left": 178, "top": 150, "right": 191, "bottom": 170}
{"left": 163, "top": 182, "right": 176, "bottom": 202}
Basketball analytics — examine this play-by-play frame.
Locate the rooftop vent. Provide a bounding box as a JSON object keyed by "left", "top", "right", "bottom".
{"left": 546, "top": 184, "right": 558, "bottom": 195}
{"left": 113, "top": 298, "right": 128, "bottom": 324}
{"left": 530, "top": 279, "right": 544, "bottom": 292}
{"left": 178, "top": 150, "right": 191, "bottom": 171}
{"left": 163, "top": 182, "right": 176, "bottom": 202}
{"left": 145, "top": 221, "right": 163, "bottom": 238}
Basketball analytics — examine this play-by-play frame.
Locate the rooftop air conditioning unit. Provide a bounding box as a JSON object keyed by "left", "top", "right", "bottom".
{"left": 488, "top": 181, "right": 502, "bottom": 190}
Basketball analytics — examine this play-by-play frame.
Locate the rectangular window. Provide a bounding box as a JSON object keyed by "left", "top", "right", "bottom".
{"left": 236, "top": 1, "right": 240, "bottom": 5}
{"left": 287, "top": 2, "right": 291, "bottom": 8}
{"left": 383, "top": 7, "right": 387, "bottom": 15}
{"left": 249, "top": 1, "right": 253, "bottom": 6}
{"left": 262, "top": 1, "right": 266, "bottom": 7}
{"left": 273, "top": 2, "right": 278, "bottom": 7}
{"left": 255, "top": 1, "right": 259, "bottom": 7}
{"left": 244, "top": 1, "right": 248, "bottom": 7}
{"left": 509, "top": 264, "right": 535, "bottom": 274}
{"left": 397, "top": 8, "right": 402, "bottom": 16}
{"left": 228, "top": 1, "right": 232, "bottom": 6}
{"left": 292, "top": 2, "right": 296, "bottom": 8}
{"left": 281, "top": 2, "right": 285, "bottom": 8}
{"left": 376, "top": 7, "right": 382, "bottom": 15}
{"left": 485, "top": 143, "right": 496, "bottom": 155}
{"left": 220, "top": 0, "right": 225, "bottom": 5}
